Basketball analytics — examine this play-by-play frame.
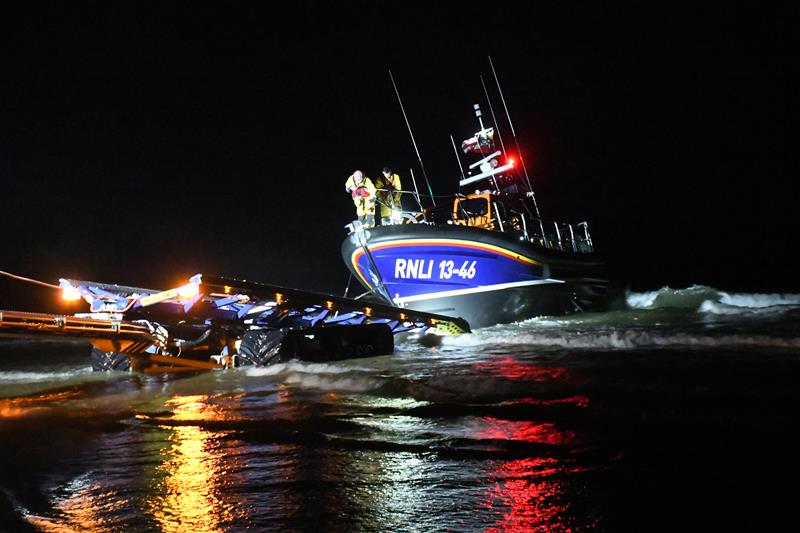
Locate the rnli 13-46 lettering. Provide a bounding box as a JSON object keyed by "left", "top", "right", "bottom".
{"left": 394, "top": 259, "right": 476, "bottom": 279}
{"left": 438, "top": 260, "right": 477, "bottom": 279}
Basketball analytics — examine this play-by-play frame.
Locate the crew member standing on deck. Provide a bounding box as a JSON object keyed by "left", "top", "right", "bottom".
{"left": 374, "top": 166, "right": 402, "bottom": 225}
{"left": 344, "top": 170, "right": 376, "bottom": 227}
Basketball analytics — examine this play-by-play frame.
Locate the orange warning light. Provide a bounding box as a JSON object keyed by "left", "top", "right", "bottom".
{"left": 62, "top": 286, "right": 82, "bottom": 301}
{"left": 177, "top": 283, "right": 200, "bottom": 300}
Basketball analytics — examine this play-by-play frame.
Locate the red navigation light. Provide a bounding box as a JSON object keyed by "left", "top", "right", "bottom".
{"left": 508, "top": 157, "right": 516, "bottom": 167}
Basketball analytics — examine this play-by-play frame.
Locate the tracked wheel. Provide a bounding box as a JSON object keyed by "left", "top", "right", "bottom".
{"left": 90, "top": 346, "right": 131, "bottom": 371}
{"left": 236, "top": 329, "right": 287, "bottom": 366}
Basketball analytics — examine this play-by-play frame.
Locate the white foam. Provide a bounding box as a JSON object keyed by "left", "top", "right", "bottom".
{"left": 0, "top": 370, "right": 90, "bottom": 383}
{"left": 626, "top": 289, "right": 662, "bottom": 309}
{"left": 718, "top": 291, "right": 800, "bottom": 308}
{"left": 284, "top": 372, "right": 381, "bottom": 392}
{"left": 698, "top": 301, "right": 747, "bottom": 315}
{"left": 442, "top": 329, "right": 800, "bottom": 350}
{"left": 243, "top": 361, "right": 382, "bottom": 391}
{"left": 243, "top": 361, "right": 372, "bottom": 377}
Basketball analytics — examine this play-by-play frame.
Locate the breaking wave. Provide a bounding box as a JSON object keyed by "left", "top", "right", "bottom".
{"left": 626, "top": 285, "right": 800, "bottom": 314}
{"left": 440, "top": 285, "right": 800, "bottom": 351}
{"left": 442, "top": 328, "right": 800, "bottom": 350}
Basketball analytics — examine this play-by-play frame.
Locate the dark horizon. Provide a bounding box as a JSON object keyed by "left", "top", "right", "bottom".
{"left": 1, "top": 3, "right": 794, "bottom": 312}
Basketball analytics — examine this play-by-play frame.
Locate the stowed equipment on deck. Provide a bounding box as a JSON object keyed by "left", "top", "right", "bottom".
{"left": 0, "top": 274, "right": 470, "bottom": 373}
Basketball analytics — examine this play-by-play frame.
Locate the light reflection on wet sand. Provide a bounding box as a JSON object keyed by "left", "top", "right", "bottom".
{"left": 5, "top": 356, "right": 593, "bottom": 530}
{"left": 145, "top": 395, "right": 249, "bottom": 531}
{"left": 23, "top": 474, "right": 117, "bottom": 532}
{"left": 0, "top": 389, "right": 83, "bottom": 419}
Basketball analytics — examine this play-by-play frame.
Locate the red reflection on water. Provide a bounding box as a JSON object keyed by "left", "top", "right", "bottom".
{"left": 472, "top": 357, "right": 568, "bottom": 382}
{"left": 473, "top": 417, "right": 575, "bottom": 445}
{"left": 502, "top": 395, "right": 591, "bottom": 408}
{"left": 483, "top": 457, "right": 572, "bottom": 532}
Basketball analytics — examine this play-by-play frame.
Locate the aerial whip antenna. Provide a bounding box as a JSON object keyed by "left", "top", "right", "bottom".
{"left": 408, "top": 167, "right": 424, "bottom": 212}
{"left": 389, "top": 69, "right": 435, "bottom": 206}
{"left": 450, "top": 134, "right": 466, "bottom": 184}
{"left": 480, "top": 74, "right": 507, "bottom": 156}
{"left": 488, "top": 56, "right": 541, "bottom": 218}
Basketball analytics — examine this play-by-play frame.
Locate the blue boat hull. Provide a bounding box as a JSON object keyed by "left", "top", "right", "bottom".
{"left": 341, "top": 225, "right": 607, "bottom": 328}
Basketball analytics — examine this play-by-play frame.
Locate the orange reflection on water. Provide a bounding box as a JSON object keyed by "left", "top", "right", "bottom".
{"left": 25, "top": 474, "right": 118, "bottom": 532}
{"left": 0, "top": 390, "right": 83, "bottom": 418}
{"left": 483, "top": 457, "right": 572, "bottom": 532}
{"left": 163, "top": 393, "right": 243, "bottom": 422}
{"left": 147, "top": 395, "right": 248, "bottom": 532}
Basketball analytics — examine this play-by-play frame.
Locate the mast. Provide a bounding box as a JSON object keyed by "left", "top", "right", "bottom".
{"left": 488, "top": 55, "right": 541, "bottom": 218}
{"left": 389, "top": 70, "right": 435, "bottom": 206}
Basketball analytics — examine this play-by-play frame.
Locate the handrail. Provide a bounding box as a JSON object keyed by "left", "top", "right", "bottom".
{"left": 349, "top": 190, "right": 595, "bottom": 253}
{"left": 491, "top": 201, "right": 504, "bottom": 232}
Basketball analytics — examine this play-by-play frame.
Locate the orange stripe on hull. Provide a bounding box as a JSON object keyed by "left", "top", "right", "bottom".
{"left": 350, "top": 238, "right": 540, "bottom": 288}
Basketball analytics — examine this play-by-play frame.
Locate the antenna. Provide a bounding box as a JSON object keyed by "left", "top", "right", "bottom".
{"left": 488, "top": 55, "right": 541, "bottom": 218}
{"left": 480, "top": 74, "right": 507, "bottom": 156}
{"left": 408, "top": 167, "right": 424, "bottom": 212}
{"left": 450, "top": 134, "right": 466, "bottom": 184}
{"left": 389, "top": 70, "right": 435, "bottom": 206}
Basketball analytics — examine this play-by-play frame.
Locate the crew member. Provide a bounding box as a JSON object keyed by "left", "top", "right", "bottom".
{"left": 374, "top": 166, "right": 402, "bottom": 225}
{"left": 344, "top": 170, "right": 376, "bottom": 227}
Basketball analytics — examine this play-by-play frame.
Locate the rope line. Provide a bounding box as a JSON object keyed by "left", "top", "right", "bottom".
{"left": 0, "top": 270, "right": 61, "bottom": 290}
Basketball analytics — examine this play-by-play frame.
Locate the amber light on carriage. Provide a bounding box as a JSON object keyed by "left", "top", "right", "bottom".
{"left": 177, "top": 283, "right": 200, "bottom": 300}
{"left": 61, "top": 286, "right": 82, "bottom": 301}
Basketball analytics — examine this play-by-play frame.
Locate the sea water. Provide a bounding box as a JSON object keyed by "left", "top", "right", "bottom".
{"left": 2, "top": 285, "right": 799, "bottom": 531}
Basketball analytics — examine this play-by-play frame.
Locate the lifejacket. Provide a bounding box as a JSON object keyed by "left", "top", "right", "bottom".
{"left": 375, "top": 173, "right": 402, "bottom": 217}
{"left": 344, "top": 174, "right": 376, "bottom": 216}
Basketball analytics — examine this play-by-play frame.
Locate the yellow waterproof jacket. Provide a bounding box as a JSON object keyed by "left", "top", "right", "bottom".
{"left": 344, "top": 174, "right": 376, "bottom": 216}
{"left": 374, "top": 173, "right": 402, "bottom": 217}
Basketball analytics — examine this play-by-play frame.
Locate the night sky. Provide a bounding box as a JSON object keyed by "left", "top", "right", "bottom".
{"left": 1, "top": 3, "right": 794, "bottom": 312}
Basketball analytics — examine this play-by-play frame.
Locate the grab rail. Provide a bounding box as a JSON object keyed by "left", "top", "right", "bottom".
{"left": 348, "top": 190, "right": 595, "bottom": 253}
